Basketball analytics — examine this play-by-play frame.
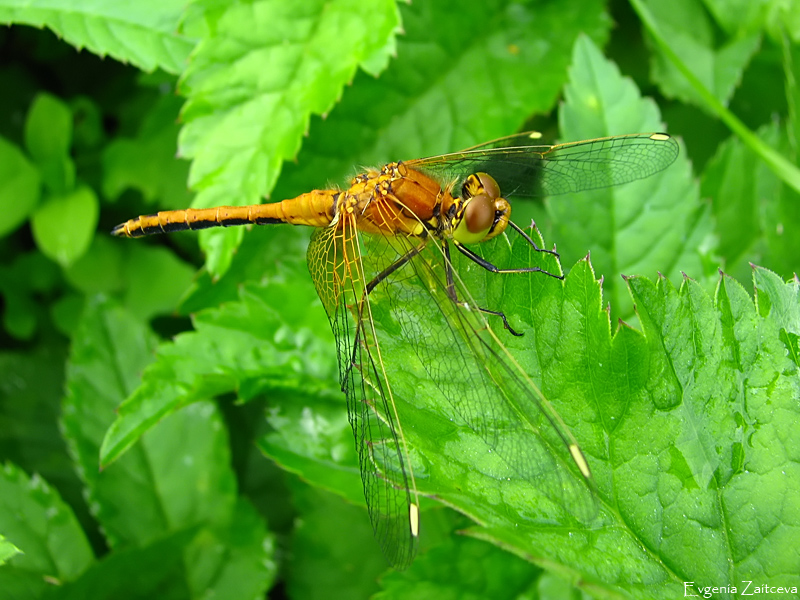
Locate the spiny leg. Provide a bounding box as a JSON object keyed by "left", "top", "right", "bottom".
{"left": 348, "top": 243, "right": 427, "bottom": 372}
{"left": 454, "top": 220, "right": 564, "bottom": 280}
{"left": 442, "top": 242, "right": 525, "bottom": 337}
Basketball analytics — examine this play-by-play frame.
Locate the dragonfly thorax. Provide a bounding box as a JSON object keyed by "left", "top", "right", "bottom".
{"left": 334, "top": 162, "right": 451, "bottom": 239}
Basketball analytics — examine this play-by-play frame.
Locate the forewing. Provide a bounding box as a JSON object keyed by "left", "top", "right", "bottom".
{"left": 407, "top": 132, "right": 678, "bottom": 200}
{"left": 363, "top": 231, "right": 597, "bottom": 524}
{"left": 306, "top": 222, "right": 418, "bottom": 570}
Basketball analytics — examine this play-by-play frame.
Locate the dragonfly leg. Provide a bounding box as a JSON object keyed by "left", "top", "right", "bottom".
{"left": 348, "top": 243, "right": 427, "bottom": 374}
{"left": 507, "top": 220, "right": 560, "bottom": 258}
{"left": 453, "top": 221, "right": 564, "bottom": 280}
{"left": 443, "top": 242, "right": 525, "bottom": 337}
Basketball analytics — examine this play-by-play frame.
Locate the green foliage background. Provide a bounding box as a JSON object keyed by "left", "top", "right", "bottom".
{"left": 1, "top": 0, "right": 799, "bottom": 598}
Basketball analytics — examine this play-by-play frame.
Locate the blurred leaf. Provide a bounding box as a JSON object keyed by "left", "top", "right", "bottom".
{"left": 702, "top": 121, "right": 800, "bottom": 281}
{"left": 0, "top": 535, "right": 21, "bottom": 565}
{"left": 0, "top": 0, "right": 196, "bottom": 74}
{"left": 376, "top": 535, "right": 539, "bottom": 600}
{"left": 764, "top": 0, "right": 800, "bottom": 43}
{"left": 0, "top": 463, "right": 94, "bottom": 588}
{"left": 44, "top": 530, "right": 195, "bottom": 600}
{"left": 287, "top": 485, "right": 385, "bottom": 600}
{"left": 0, "top": 136, "right": 41, "bottom": 238}
{"left": 1, "top": 290, "right": 37, "bottom": 340}
{"left": 632, "top": 0, "right": 800, "bottom": 195}
{"left": 552, "top": 34, "right": 711, "bottom": 319}
{"left": 120, "top": 244, "right": 195, "bottom": 320}
{"left": 785, "top": 31, "right": 800, "bottom": 156}
{"left": 703, "top": 0, "right": 771, "bottom": 36}
{"left": 50, "top": 293, "right": 85, "bottom": 338}
{"left": 70, "top": 96, "right": 105, "bottom": 151}
{"left": 273, "top": 0, "right": 611, "bottom": 202}
{"left": 183, "top": 499, "right": 277, "bottom": 600}
{"left": 31, "top": 186, "right": 99, "bottom": 267}
{"left": 63, "top": 236, "right": 125, "bottom": 295}
{"left": 0, "top": 250, "right": 63, "bottom": 339}
{"left": 0, "top": 344, "right": 78, "bottom": 511}
{"left": 179, "top": 225, "right": 310, "bottom": 314}
{"left": 64, "top": 298, "right": 228, "bottom": 545}
{"left": 258, "top": 387, "right": 362, "bottom": 506}
{"left": 99, "top": 271, "right": 336, "bottom": 467}
{"left": 62, "top": 297, "right": 276, "bottom": 595}
{"left": 23, "top": 92, "right": 75, "bottom": 194}
{"left": 178, "top": 0, "right": 401, "bottom": 275}
{"left": 102, "top": 93, "right": 191, "bottom": 209}
{"left": 644, "top": 0, "right": 761, "bottom": 109}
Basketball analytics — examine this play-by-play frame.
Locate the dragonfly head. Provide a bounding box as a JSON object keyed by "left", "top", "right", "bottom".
{"left": 453, "top": 172, "right": 510, "bottom": 244}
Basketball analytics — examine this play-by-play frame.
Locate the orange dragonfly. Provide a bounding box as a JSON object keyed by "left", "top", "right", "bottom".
{"left": 113, "top": 132, "right": 679, "bottom": 569}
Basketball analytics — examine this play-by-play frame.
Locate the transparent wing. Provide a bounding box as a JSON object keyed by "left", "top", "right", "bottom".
{"left": 307, "top": 219, "right": 419, "bottom": 570}
{"left": 407, "top": 132, "right": 679, "bottom": 199}
{"left": 360, "top": 229, "right": 598, "bottom": 526}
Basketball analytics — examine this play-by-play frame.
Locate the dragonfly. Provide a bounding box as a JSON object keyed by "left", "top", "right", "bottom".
{"left": 113, "top": 131, "right": 679, "bottom": 569}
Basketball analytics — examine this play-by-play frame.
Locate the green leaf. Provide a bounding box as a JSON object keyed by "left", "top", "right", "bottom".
{"left": 258, "top": 386, "right": 362, "bottom": 507}
{"left": 63, "top": 237, "right": 125, "bottom": 295}
{"left": 101, "top": 93, "right": 191, "bottom": 208}
{"left": 64, "top": 298, "right": 224, "bottom": 542}
{"left": 0, "top": 251, "right": 61, "bottom": 339}
{"left": 102, "top": 211, "right": 800, "bottom": 597}
{"left": 0, "top": 343, "right": 81, "bottom": 518}
{"left": 62, "top": 297, "right": 277, "bottom": 595}
{"left": 703, "top": 0, "right": 771, "bottom": 36}
{"left": 0, "top": 462, "right": 94, "bottom": 586}
{"left": 273, "top": 0, "right": 611, "bottom": 202}
{"left": 23, "top": 92, "right": 75, "bottom": 194}
{"left": 31, "top": 186, "right": 99, "bottom": 267}
{"left": 376, "top": 535, "right": 539, "bottom": 600}
{"left": 702, "top": 121, "right": 800, "bottom": 282}
{"left": 644, "top": 0, "right": 761, "bottom": 108}
{"left": 552, "top": 34, "right": 712, "bottom": 320}
{"left": 99, "top": 258, "right": 337, "bottom": 467}
{"left": 0, "top": 535, "right": 21, "bottom": 566}
{"left": 0, "top": 0, "right": 195, "bottom": 74}
{"left": 177, "top": 0, "right": 401, "bottom": 275}
{"left": 0, "top": 136, "right": 41, "bottom": 238}
{"left": 631, "top": 0, "right": 800, "bottom": 196}
{"left": 24, "top": 93, "right": 71, "bottom": 160}
{"left": 287, "top": 485, "right": 385, "bottom": 599}
{"left": 765, "top": 0, "right": 800, "bottom": 42}
{"left": 44, "top": 530, "right": 195, "bottom": 600}
{"left": 120, "top": 244, "right": 196, "bottom": 321}
{"left": 183, "top": 499, "right": 277, "bottom": 600}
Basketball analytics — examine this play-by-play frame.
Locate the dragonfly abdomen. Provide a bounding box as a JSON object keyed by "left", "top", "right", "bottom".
{"left": 111, "top": 190, "right": 338, "bottom": 238}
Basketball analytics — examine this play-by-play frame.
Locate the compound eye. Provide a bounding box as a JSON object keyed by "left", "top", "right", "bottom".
{"left": 476, "top": 173, "right": 500, "bottom": 199}
{"left": 454, "top": 193, "right": 494, "bottom": 244}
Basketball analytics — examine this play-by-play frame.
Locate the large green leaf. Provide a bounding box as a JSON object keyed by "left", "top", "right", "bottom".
{"left": 177, "top": 0, "right": 401, "bottom": 274}
{"left": 701, "top": 121, "right": 800, "bottom": 283}
{"left": 643, "top": 0, "right": 762, "bottom": 109}
{"left": 0, "top": 462, "right": 93, "bottom": 597}
{"left": 62, "top": 297, "right": 276, "bottom": 597}
{"left": 96, "top": 25, "right": 800, "bottom": 596}
{"left": 99, "top": 233, "right": 800, "bottom": 598}
{"left": 273, "top": 0, "right": 610, "bottom": 202}
{"left": 552, "top": 35, "right": 711, "bottom": 320}
{"left": 99, "top": 242, "right": 337, "bottom": 467}
{"left": 0, "top": 0, "right": 195, "bottom": 74}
